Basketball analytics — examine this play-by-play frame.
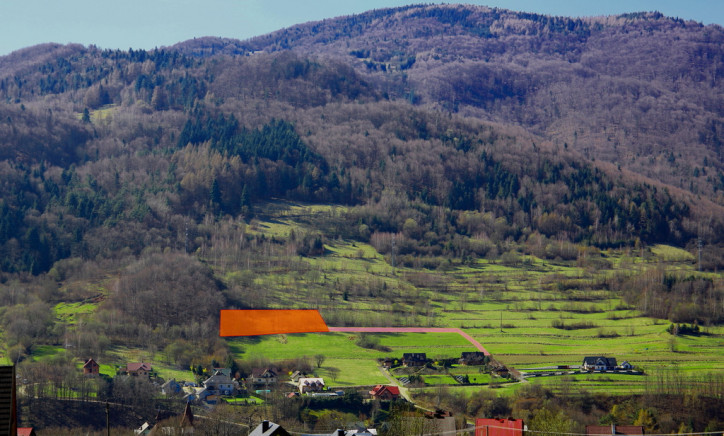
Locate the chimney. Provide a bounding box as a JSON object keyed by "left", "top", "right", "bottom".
{"left": 262, "top": 420, "right": 270, "bottom": 432}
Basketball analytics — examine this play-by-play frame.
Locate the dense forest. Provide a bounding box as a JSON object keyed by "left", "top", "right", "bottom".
{"left": 0, "top": 4, "right": 723, "bottom": 433}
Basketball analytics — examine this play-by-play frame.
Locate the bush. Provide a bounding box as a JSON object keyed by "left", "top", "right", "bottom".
{"left": 551, "top": 320, "right": 597, "bottom": 330}
{"left": 355, "top": 333, "right": 390, "bottom": 352}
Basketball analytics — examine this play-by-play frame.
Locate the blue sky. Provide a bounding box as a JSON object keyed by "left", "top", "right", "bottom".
{"left": 1, "top": 0, "right": 722, "bottom": 56}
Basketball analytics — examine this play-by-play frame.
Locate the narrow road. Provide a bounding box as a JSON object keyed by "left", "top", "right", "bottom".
{"left": 377, "top": 366, "right": 413, "bottom": 403}
{"left": 328, "top": 327, "right": 490, "bottom": 355}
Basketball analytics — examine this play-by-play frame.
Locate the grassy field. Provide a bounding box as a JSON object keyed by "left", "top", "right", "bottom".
{"left": 215, "top": 201, "right": 724, "bottom": 395}
{"left": 20, "top": 200, "right": 723, "bottom": 398}
{"left": 54, "top": 302, "right": 97, "bottom": 324}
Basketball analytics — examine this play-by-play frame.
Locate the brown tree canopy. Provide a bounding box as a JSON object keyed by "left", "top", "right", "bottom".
{"left": 111, "top": 252, "right": 225, "bottom": 328}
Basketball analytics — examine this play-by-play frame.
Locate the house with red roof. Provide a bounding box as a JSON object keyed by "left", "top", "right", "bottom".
{"left": 475, "top": 418, "right": 524, "bottom": 436}
{"left": 17, "top": 428, "right": 37, "bottom": 436}
{"left": 369, "top": 384, "right": 400, "bottom": 400}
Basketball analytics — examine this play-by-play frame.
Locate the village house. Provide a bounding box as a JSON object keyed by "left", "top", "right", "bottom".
{"left": 203, "top": 370, "right": 237, "bottom": 396}
{"left": 161, "top": 379, "right": 182, "bottom": 396}
{"left": 619, "top": 361, "right": 633, "bottom": 370}
{"left": 250, "top": 420, "right": 291, "bottom": 436}
{"left": 212, "top": 367, "right": 232, "bottom": 378}
{"left": 251, "top": 368, "right": 278, "bottom": 386}
{"left": 402, "top": 353, "right": 427, "bottom": 367}
{"left": 582, "top": 357, "right": 618, "bottom": 371}
{"left": 298, "top": 377, "right": 325, "bottom": 394}
{"left": 82, "top": 358, "right": 100, "bottom": 376}
{"left": 369, "top": 384, "right": 400, "bottom": 401}
{"left": 289, "top": 370, "right": 309, "bottom": 383}
{"left": 459, "top": 351, "right": 487, "bottom": 366}
{"left": 475, "top": 418, "right": 525, "bottom": 436}
{"left": 125, "top": 362, "right": 153, "bottom": 377}
{"left": 328, "top": 429, "right": 378, "bottom": 436}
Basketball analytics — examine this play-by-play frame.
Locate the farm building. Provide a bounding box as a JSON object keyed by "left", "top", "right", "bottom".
{"left": 475, "top": 418, "right": 524, "bottom": 436}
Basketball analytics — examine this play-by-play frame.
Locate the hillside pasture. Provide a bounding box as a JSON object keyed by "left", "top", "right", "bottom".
{"left": 223, "top": 203, "right": 723, "bottom": 396}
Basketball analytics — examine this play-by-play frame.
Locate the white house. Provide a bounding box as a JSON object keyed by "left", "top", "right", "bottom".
{"left": 203, "top": 370, "right": 237, "bottom": 396}
{"left": 298, "top": 377, "right": 325, "bottom": 394}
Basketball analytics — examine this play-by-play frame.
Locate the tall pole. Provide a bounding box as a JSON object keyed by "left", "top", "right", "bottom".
{"left": 106, "top": 402, "right": 110, "bottom": 436}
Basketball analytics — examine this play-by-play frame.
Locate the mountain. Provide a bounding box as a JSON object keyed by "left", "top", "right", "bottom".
{"left": 0, "top": 3, "right": 722, "bottom": 278}
{"left": 173, "top": 5, "right": 724, "bottom": 201}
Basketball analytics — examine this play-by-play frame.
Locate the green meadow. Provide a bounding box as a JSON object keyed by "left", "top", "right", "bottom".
{"left": 219, "top": 202, "right": 724, "bottom": 396}
{"left": 18, "top": 201, "right": 723, "bottom": 398}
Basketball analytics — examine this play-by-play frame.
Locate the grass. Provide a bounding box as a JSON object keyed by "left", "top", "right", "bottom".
{"left": 222, "top": 202, "right": 723, "bottom": 395}
{"left": 226, "top": 396, "right": 264, "bottom": 404}
{"left": 38, "top": 200, "right": 723, "bottom": 400}
{"left": 31, "top": 345, "right": 66, "bottom": 361}
{"left": 54, "top": 302, "right": 97, "bottom": 324}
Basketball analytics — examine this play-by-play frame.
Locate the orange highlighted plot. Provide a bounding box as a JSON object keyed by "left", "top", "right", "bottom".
{"left": 219, "top": 310, "right": 329, "bottom": 337}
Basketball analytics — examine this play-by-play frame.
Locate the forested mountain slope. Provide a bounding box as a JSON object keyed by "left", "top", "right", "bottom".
{"left": 0, "top": 5, "right": 722, "bottom": 277}
{"left": 173, "top": 4, "right": 724, "bottom": 201}
{"left": 0, "top": 6, "right": 723, "bottom": 432}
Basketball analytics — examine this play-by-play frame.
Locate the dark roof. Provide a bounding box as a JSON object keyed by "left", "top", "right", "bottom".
{"left": 461, "top": 352, "right": 487, "bottom": 360}
{"left": 252, "top": 368, "right": 277, "bottom": 378}
{"left": 586, "top": 425, "right": 644, "bottom": 435}
{"left": 402, "top": 353, "right": 427, "bottom": 360}
{"left": 582, "top": 356, "right": 618, "bottom": 367}
{"left": 83, "top": 359, "right": 99, "bottom": 368}
{"left": 180, "top": 402, "right": 194, "bottom": 427}
{"left": 250, "top": 421, "right": 291, "bottom": 436}
{"left": 425, "top": 409, "right": 453, "bottom": 419}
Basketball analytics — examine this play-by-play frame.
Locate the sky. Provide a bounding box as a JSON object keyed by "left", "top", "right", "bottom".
{"left": 1, "top": 0, "right": 723, "bottom": 56}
